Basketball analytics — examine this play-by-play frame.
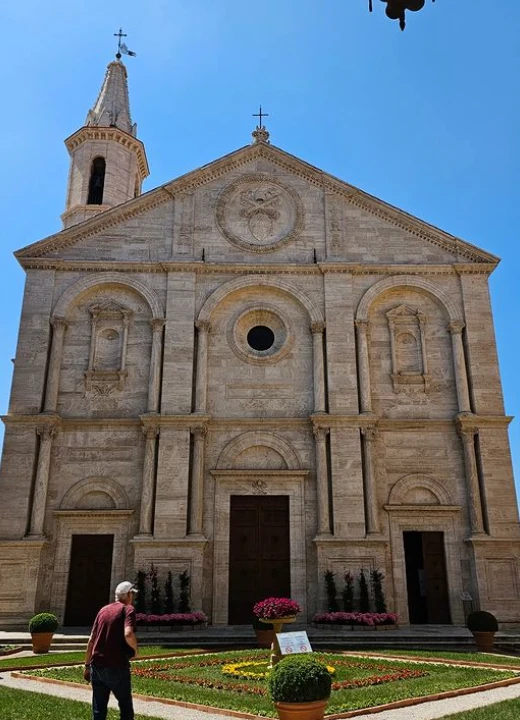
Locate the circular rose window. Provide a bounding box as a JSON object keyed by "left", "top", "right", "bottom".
{"left": 230, "top": 307, "right": 292, "bottom": 364}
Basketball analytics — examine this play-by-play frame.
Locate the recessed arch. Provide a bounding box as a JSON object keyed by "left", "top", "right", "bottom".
{"left": 197, "top": 276, "right": 324, "bottom": 326}
{"left": 60, "top": 477, "right": 130, "bottom": 510}
{"left": 388, "top": 473, "right": 453, "bottom": 506}
{"left": 52, "top": 272, "right": 163, "bottom": 321}
{"left": 356, "top": 276, "right": 460, "bottom": 324}
{"left": 217, "top": 432, "right": 301, "bottom": 470}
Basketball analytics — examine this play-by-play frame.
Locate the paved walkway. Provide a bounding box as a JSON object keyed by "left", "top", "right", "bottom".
{"left": 2, "top": 665, "right": 520, "bottom": 720}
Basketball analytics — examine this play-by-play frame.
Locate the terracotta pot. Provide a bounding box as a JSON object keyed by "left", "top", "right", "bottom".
{"left": 274, "top": 699, "right": 328, "bottom": 720}
{"left": 472, "top": 631, "right": 496, "bottom": 652}
{"left": 31, "top": 632, "right": 54, "bottom": 654}
{"left": 255, "top": 628, "right": 275, "bottom": 648}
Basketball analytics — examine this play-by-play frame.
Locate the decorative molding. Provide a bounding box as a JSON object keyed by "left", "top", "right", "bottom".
{"left": 215, "top": 174, "right": 304, "bottom": 253}
{"left": 384, "top": 504, "right": 461, "bottom": 514}
{"left": 52, "top": 272, "right": 164, "bottom": 320}
{"left": 356, "top": 275, "right": 461, "bottom": 323}
{"left": 15, "top": 142, "right": 498, "bottom": 264}
{"left": 59, "top": 477, "right": 130, "bottom": 510}
{"left": 64, "top": 125, "right": 149, "bottom": 179}
{"left": 388, "top": 473, "right": 453, "bottom": 506}
{"left": 197, "top": 275, "right": 324, "bottom": 325}
{"left": 216, "top": 431, "right": 301, "bottom": 470}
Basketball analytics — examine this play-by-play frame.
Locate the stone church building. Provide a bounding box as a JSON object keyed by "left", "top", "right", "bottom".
{"left": 1, "top": 57, "right": 519, "bottom": 628}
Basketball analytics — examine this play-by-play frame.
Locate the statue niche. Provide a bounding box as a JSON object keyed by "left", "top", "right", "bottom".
{"left": 386, "top": 305, "right": 429, "bottom": 392}
{"left": 85, "top": 301, "right": 132, "bottom": 396}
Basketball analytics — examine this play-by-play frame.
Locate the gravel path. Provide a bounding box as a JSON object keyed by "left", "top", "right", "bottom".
{"left": 0, "top": 671, "right": 238, "bottom": 720}
{"left": 2, "top": 669, "right": 520, "bottom": 719}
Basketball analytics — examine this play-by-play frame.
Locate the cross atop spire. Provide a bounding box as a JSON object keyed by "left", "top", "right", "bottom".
{"left": 252, "top": 105, "right": 270, "bottom": 144}
{"left": 114, "top": 27, "right": 136, "bottom": 60}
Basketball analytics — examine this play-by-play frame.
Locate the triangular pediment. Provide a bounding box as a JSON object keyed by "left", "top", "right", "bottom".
{"left": 15, "top": 141, "right": 498, "bottom": 265}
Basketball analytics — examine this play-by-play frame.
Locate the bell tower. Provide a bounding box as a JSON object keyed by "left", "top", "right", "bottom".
{"left": 62, "top": 50, "right": 149, "bottom": 229}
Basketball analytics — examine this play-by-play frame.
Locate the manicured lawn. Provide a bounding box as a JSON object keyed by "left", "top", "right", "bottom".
{"left": 24, "top": 649, "right": 519, "bottom": 718}
{"left": 0, "top": 686, "right": 167, "bottom": 720}
{"left": 438, "top": 698, "right": 520, "bottom": 719}
{"left": 0, "top": 645, "right": 204, "bottom": 670}
{"left": 355, "top": 649, "right": 520, "bottom": 667}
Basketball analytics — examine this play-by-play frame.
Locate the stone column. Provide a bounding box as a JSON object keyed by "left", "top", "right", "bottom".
{"left": 138, "top": 424, "right": 160, "bottom": 536}
{"left": 314, "top": 426, "right": 331, "bottom": 536}
{"left": 43, "top": 318, "right": 67, "bottom": 413}
{"left": 457, "top": 423, "right": 485, "bottom": 535}
{"left": 147, "top": 318, "right": 165, "bottom": 413}
{"left": 311, "top": 322, "right": 326, "bottom": 413}
{"left": 361, "top": 426, "right": 380, "bottom": 534}
{"left": 449, "top": 320, "right": 471, "bottom": 413}
{"left": 195, "top": 321, "right": 210, "bottom": 413}
{"left": 189, "top": 425, "right": 207, "bottom": 537}
{"left": 27, "top": 423, "right": 59, "bottom": 537}
{"left": 355, "top": 320, "right": 372, "bottom": 413}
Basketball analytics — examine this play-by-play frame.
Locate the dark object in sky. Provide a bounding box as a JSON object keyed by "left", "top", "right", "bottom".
{"left": 368, "top": 0, "right": 435, "bottom": 31}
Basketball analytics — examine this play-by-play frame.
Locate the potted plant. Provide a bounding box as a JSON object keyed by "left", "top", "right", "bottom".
{"left": 29, "top": 612, "right": 59, "bottom": 654}
{"left": 253, "top": 615, "right": 274, "bottom": 648}
{"left": 267, "top": 655, "right": 332, "bottom": 720}
{"left": 467, "top": 610, "right": 498, "bottom": 652}
{"left": 253, "top": 597, "right": 302, "bottom": 665}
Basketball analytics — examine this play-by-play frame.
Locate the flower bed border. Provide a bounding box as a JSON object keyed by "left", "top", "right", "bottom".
{"left": 312, "top": 612, "right": 398, "bottom": 629}
{"left": 136, "top": 612, "right": 208, "bottom": 629}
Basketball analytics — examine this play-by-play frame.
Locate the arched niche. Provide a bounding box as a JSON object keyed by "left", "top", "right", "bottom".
{"left": 388, "top": 473, "right": 453, "bottom": 506}
{"left": 60, "top": 477, "right": 130, "bottom": 511}
{"left": 217, "top": 431, "right": 301, "bottom": 470}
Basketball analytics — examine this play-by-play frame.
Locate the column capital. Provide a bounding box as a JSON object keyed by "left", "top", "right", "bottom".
{"left": 361, "top": 425, "right": 378, "bottom": 442}
{"left": 310, "top": 321, "right": 326, "bottom": 334}
{"left": 355, "top": 319, "right": 369, "bottom": 333}
{"left": 36, "top": 418, "right": 60, "bottom": 440}
{"left": 313, "top": 425, "right": 329, "bottom": 441}
{"left": 50, "top": 316, "right": 68, "bottom": 331}
{"left": 142, "top": 424, "right": 160, "bottom": 441}
{"left": 457, "top": 424, "right": 478, "bottom": 443}
{"left": 191, "top": 424, "right": 208, "bottom": 438}
{"left": 151, "top": 318, "right": 166, "bottom": 333}
{"left": 195, "top": 320, "right": 211, "bottom": 334}
{"left": 448, "top": 319, "right": 466, "bottom": 335}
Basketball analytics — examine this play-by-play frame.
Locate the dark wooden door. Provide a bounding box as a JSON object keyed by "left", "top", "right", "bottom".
{"left": 404, "top": 531, "right": 450, "bottom": 624}
{"left": 64, "top": 534, "right": 114, "bottom": 626}
{"left": 228, "top": 496, "right": 290, "bottom": 624}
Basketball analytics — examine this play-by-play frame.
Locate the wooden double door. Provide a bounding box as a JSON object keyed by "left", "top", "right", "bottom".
{"left": 404, "top": 531, "right": 451, "bottom": 624}
{"left": 64, "top": 534, "right": 114, "bottom": 627}
{"left": 228, "top": 495, "right": 291, "bottom": 624}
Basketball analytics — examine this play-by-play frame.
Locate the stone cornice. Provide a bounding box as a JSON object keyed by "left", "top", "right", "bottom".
{"left": 210, "top": 469, "right": 309, "bottom": 478}
{"left": 64, "top": 126, "right": 149, "bottom": 180}
{"left": 15, "top": 142, "right": 498, "bottom": 265}
{"left": 2, "top": 413, "right": 512, "bottom": 430}
{"left": 384, "top": 504, "right": 462, "bottom": 513}
{"left": 53, "top": 510, "right": 134, "bottom": 518}
{"left": 16, "top": 257, "right": 497, "bottom": 277}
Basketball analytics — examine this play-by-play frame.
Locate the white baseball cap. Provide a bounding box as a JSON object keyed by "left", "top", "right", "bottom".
{"left": 115, "top": 581, "right": 138, "bottom": 598}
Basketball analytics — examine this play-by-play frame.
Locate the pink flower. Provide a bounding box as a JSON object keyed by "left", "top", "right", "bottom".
{"left": 253, "top": 597, "right": 301, "bottom": 620}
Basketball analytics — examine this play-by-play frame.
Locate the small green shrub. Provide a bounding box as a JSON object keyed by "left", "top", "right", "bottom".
{"left": 467, "top": 610, "right": 498, "bottom": 632}
{"left": 342, "top": 571, "right": 354, "bottom": 612}
{"left": 324, "top": 570, "right": 339, "bottom": 612}
{"left": 359, "top": 568, "right": 370, "bottom": 612}
{"left": 28, "top": 613, "right": 58, "bottom": 634}
{"left": 268, "top": 655, "right": 332, "bottom": 703}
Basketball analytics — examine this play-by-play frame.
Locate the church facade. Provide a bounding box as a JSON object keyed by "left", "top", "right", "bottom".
{"left": 1, "top": 58, "right": 519, "bottom": 628}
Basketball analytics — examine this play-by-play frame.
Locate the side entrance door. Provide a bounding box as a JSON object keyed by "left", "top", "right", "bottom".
{"left": 404, "top": 531, "right": 451, "bottom": 624}
{"left": 64, "top": 534, "right": 114, "bottom": 626}
{"left": 228, "top": 495, "right": 290, "bottom": 624}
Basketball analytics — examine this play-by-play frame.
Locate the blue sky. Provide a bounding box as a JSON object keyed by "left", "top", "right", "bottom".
{"left": 1, "top": 1, "right": 519, "bottom": 502}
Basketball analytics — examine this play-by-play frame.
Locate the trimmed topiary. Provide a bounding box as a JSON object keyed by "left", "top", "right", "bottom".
{"left": 467, "top": 610, "right": 498, "bottom": 632}
{"left": 268, "top": 655, "right": 332, "bottom": 703}
{"left": 29, "top": 613, "right": 58, "bottom": 634}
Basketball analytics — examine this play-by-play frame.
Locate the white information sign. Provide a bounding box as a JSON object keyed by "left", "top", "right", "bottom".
{"left": 276, "top": 631, "right": 312, "bottom": 655}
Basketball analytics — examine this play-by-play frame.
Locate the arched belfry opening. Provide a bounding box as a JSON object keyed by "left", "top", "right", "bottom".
{"left": 87, "top": 156, "right": 106, "bottom": 205}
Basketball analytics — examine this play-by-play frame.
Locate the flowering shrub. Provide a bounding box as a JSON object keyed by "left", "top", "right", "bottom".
{"left": 253, "top": 597, "right": 302, "bottom": 620}
{"left": 312, "top": 612, "right": 398, "bottom": 626}
{"left": 136, "top": 611, "right": 207, "bottom": 626}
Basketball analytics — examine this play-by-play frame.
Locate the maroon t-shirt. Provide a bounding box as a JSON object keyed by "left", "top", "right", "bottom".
{"left": 90, "top": 602, "right": 136, "bottom": 668}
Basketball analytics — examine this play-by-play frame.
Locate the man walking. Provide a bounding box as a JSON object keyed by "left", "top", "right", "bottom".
{"left": 84, "top": 581, "right": 138, "bottom": 720}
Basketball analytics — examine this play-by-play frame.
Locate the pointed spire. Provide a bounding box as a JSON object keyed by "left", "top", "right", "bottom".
{"left": 86, "top": 59, "right": 136, "bottom": 137}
